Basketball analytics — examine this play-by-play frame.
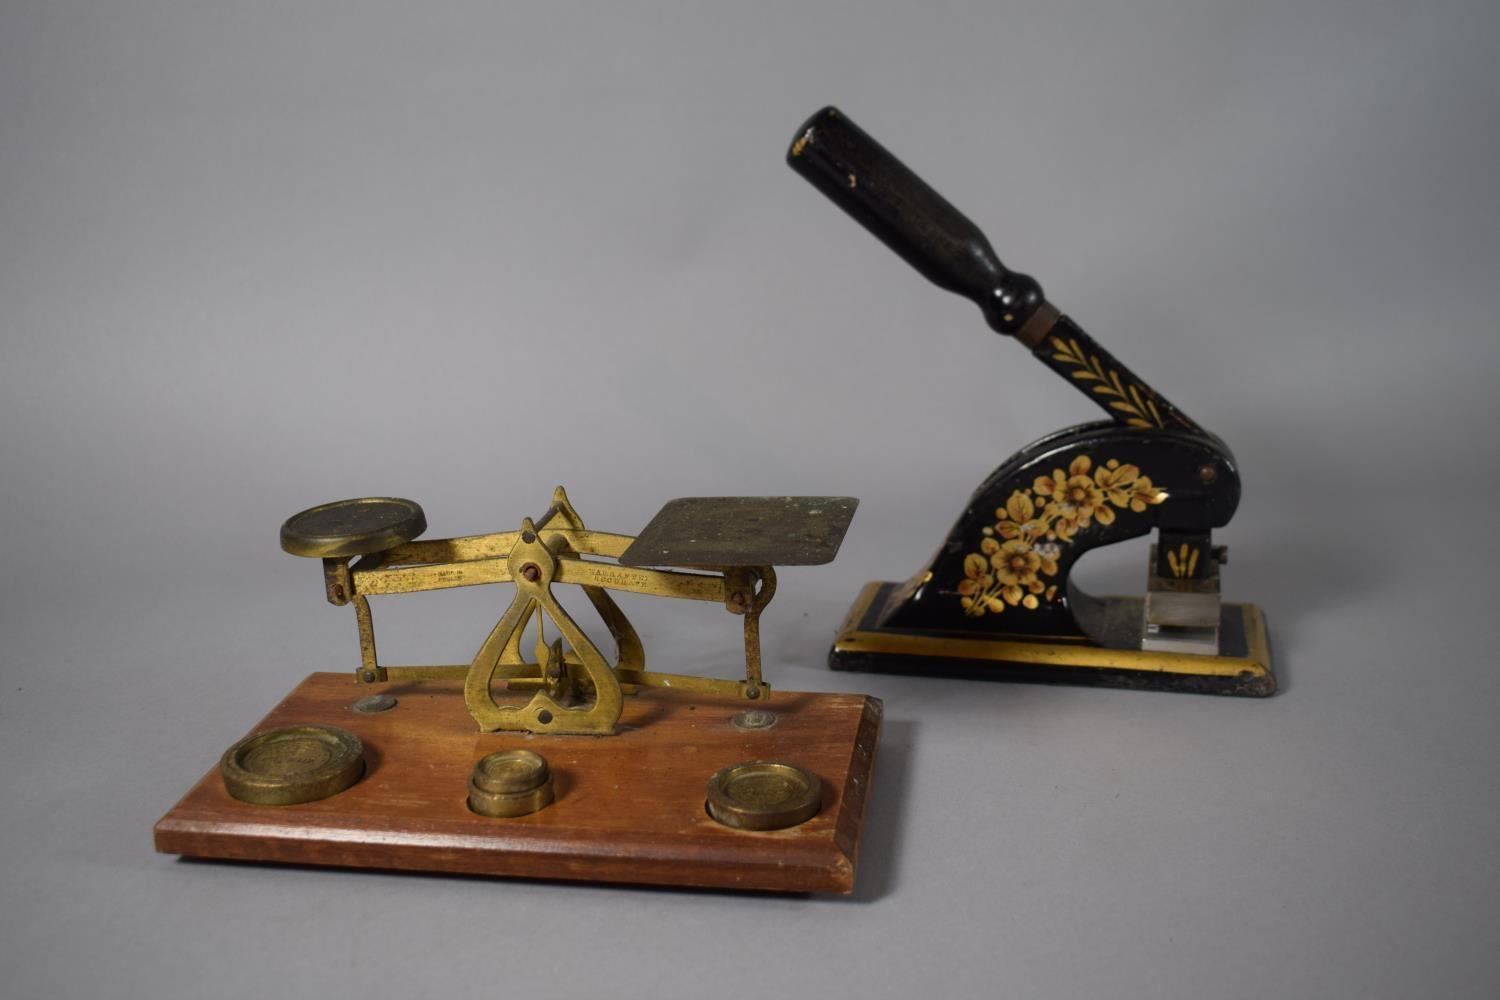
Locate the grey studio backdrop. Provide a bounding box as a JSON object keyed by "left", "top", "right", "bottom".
{"left": 2, "top": 2, "right": 1497, "bottom": 998}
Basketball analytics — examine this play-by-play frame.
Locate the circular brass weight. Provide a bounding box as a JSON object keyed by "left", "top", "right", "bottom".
{"left": 468, "top": 750, "right": 555, "bottom": 818}
{"left": 220, "top": 725, "right": 365, "bottom": 805}
{"left": 706, "top": 760, "right": 822, "bottom": 831}
{"left": 279, "top": 497, "right": 427, "bottom": 558}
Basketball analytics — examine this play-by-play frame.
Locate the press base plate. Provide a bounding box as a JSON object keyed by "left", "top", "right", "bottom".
{"left": 830, "top": 581, "right": 1274, "bottom": 697}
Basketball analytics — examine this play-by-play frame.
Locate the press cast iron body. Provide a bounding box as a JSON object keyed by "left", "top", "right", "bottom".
{"left": 789, "top": 107, "right": 1267, "bottom": 694}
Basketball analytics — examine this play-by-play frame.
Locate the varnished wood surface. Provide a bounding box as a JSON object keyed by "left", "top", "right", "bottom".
{"left": 155, "top": 673, "right": 882, "bottom": 893}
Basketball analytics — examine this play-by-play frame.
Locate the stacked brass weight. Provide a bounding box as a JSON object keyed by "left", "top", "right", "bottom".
{"left": 468, "top": 750, "right": 555, "bottom": 818}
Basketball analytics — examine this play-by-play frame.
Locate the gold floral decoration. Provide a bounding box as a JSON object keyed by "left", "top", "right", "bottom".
{"left": 959, "top": 455, "right": 1168, "bottom": 617}
{"left": 1050, "top": 337, "right": 1166, "bottom": 429}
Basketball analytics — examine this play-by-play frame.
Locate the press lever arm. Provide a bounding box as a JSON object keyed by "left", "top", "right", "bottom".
{"left": 786, "top": 106, "right": 1050, "bottom": 341}
{"left": 787, "top": 106, "right": 1199, "bottom": 432}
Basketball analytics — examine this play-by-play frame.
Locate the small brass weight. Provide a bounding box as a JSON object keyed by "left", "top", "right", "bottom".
{"left": 280, "top": 487, "right": 858, "bottom": 736}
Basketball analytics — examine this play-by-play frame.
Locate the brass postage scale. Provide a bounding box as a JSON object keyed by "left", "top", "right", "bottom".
{"left": 155, "top": 488, "right": 881, "bottom": 893}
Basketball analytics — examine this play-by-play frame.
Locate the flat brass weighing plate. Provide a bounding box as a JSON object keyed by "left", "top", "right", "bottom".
{"left": 280, "top": 497, "right": 427, "bottom": 558}
{"left": 620, "top": 496, "right": 858, "bottom": 568}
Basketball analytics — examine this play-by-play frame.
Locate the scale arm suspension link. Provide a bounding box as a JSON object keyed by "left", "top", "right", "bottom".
{"left": 721, "top": 566, "right": 777, "bottom": 698}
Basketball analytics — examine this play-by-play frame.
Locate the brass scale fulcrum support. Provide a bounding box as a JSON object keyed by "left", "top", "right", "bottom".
{"left": 282, "top": 487, "right": 856, "bottom": 735}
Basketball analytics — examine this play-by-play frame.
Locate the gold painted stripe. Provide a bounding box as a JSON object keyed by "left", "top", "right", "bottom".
{"left": 835, "top": 629, "right": 1260, "bottom": 676}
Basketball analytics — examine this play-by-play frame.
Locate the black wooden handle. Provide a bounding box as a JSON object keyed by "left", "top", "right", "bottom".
{"left": 786, "top": 106, "right": 1046, "bottom": 337}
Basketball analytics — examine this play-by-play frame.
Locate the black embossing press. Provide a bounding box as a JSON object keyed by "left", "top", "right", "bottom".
{"left": 788, "top": 107, "right": 1272, "bottom": 696}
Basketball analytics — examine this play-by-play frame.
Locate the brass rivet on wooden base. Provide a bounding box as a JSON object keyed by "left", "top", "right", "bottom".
{"left": 467, "top": 750, "right": 555, "bottom": 818}
{"left": 220, "top": 724, "right": 365, "bottom": 805}
{"left": 706, "top": 760, "right": 822, "bottom": 831}
{"left": 731, "top": 709, "right": 777, "bottom": 731}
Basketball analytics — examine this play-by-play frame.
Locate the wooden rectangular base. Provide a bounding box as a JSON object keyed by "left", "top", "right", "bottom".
{"left": 155, "top": 673, "right": 882, "bottom": 893}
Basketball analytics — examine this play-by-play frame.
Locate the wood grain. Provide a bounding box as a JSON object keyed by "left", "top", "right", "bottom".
{"left": 155, "top": 673, "right": 883, "bottom": 893}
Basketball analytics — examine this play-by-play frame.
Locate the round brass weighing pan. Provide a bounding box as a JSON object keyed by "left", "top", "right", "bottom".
{"left": 220, "top": 724, "right": 366, "bottom": 805}
{"left": 280, "top": 497, "right": 427, "bottom": 558}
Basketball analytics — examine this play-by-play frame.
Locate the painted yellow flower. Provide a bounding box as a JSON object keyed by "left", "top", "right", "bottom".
{"left": 987, "top": 539, "right": 1060, "bottom": 610}
{"left": 961, "top": 453, "right": 1167, "bottom": 616}
{"left": 1093, "top": 459, "right": 1141, "bottom": 507}
{"left": 995, "top": 491, "right": 1048, "bottom": 541}
{"left": 992, "top": 539, "right": 1040, "bottom": 588}
{"left": 958, "top": 552, "right": 1003, "bottom": 615}
{"left": 1033, "top": 454, "right": 1093, "bottom": 499}
{"left": 1005, "top": 490, "right": 1035, "bottom": 522}
{"left": 1127, "top": 475, "right": 1167, "bottom": 512}
{"left": 1001, "top": 519, "right": 1048, "bottom": 541}
{"left": 1073, "top": 485, "right": 1116, "bottom": 526}
{"left": 960, "top": 552, "right": 992, "bottom": 590}
{"left": 1038, "top": 455, "right": 1115, "bottom": 530}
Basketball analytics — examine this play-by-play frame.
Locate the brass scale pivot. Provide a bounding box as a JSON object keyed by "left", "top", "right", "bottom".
{"left": 280, "top": 487, "right": 858, "bottom": 735}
